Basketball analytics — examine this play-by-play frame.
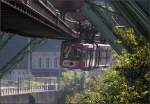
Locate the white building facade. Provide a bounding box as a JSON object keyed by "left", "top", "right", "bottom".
{"left": 2, "top": 69, "right": 31, "bottom": 81}
{"left": 32, "top": 52, "right": 60, "bottom": 70}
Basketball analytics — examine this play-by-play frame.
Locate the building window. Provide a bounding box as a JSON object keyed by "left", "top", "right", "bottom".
{"left": 46, "top": 58, "right": 50, "bottom": 68}
{"left": 49, "top": 60, "right": 52, "bottom": 68}
{"left": 54, "top": 58, "right": 58, "bottom": 68}
{"left": 39, "top": 57, "right": 42, "bottom": 68}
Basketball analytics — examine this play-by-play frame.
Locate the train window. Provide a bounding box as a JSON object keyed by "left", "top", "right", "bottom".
{"left": 106, "top": 48, "right": 112, "bottom": 65}
{"left": 84, "top": 50, "right": 89, "bottom": 67}
{"left": 95, "top": 46, "right": 100, "bottom": 67}
{"left": 63, "top": 46, "right": 81, "bottom": 60}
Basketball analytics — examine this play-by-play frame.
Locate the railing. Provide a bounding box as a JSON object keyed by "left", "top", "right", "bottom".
{"left": 1, "top": 84, "right": 58, "bottom": 96}
{"left": 0, "top": 77, "right": 59, "bottom": 96}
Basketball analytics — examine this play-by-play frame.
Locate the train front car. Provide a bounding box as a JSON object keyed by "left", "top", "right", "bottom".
{"left": 60, "top": 42, "right": 86, "bottom": 70}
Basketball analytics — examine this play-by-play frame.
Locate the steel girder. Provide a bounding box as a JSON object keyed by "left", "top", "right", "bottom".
{"left": 90, "top": 4, "right": 134, "bottom": 53}
{"left": 0, "top": 39, "right": 45, "bottom": 78}
{"left": 81, "top": 3, "right": 124, "bottom": 54}
{"left": 109, "top": 0, "right": 149, "bottom": 42}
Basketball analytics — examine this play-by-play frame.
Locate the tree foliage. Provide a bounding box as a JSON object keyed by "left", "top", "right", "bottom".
{"left": 66, "top": 28, "right": 150, "bottom": 104}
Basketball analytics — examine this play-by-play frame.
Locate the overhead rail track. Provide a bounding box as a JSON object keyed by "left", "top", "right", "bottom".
{"left": 1, "top": 0, "right": 78, "bottom": 40}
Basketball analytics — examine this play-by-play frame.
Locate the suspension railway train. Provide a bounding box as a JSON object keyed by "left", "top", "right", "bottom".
{"left": 60, "top": 41, "right": 112, "bottom": 70}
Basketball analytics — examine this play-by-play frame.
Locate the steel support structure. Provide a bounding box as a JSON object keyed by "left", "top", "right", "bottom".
{"left": 81, "top": 3, "right": 124, "bottom": 54}
{"left": 0, "top": 39, "right": 46, "bottom": 78}
{"left": 0, "top": 32, "right": 14, "bottom": 50}
{"left": 89, "top": 4, "right": 133, "bottom": 52}
{"left": 109, "top": 0, "right": 149, "bottom": 42}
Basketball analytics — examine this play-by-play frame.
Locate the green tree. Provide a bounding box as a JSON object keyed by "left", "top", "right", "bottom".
{"left": 66, "top": 28, "right": 150, "bottom": 104}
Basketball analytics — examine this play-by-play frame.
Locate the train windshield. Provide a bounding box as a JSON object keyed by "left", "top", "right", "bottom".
{"left": 60, "top": 42, "right": 83, "bottom": 70}
{"left": 63, "top": 45, "right": 81, "bottom": 60}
